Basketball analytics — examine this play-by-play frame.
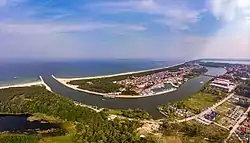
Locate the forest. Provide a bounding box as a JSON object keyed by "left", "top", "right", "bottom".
{"left": 160, "top": 120, "right": 229, "bottom": 143}
{"left": 0, "top": 86, "right": 156, "bottom": 143}
{"left": 235, "top": 79, "right": 250, "bottom": 97}
{"left": 103, "top": 108, "right": 152, "bottom": 120}
{"left": 199, "top": 62, "right": 233, "bottom": 68}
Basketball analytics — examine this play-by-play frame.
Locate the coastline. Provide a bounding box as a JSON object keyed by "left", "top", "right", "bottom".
{"left": 56, "top": 62, "right": 186, "bottom": 82}
{"left": 0, "top": 76, "right": 51, "bottom": 91}
{"left": 0, "top": 81, "right": 43, "bottom": 90}
{"left": 51, "top": 62, "right": 188, "bottom": 98}
{"left": 53, "top": 75, "right": 177, "bottom": 98}
{"left": 51, "top": 61, "right": 186, "bottom": 99}
{"left": 0, "top": 62, "right": 185, "bottom": 94}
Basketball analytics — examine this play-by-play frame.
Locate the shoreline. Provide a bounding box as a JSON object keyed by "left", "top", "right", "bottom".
{"left": 54, "top": 75, "right": 177, "bottom": 98}
{"left": 0, "top": 81, "right": 43, "bottom": 90}
{"left": 52, "top": 62, "right": 187, "bottom": 98}
{"left": 0, "top": 77, "right": 51, "bottom": 91}
{"left": 0, "top": 61, "right": 186, "bottom": 95}
{"left": 56, "top": 62, "right": 186, "bottom": 82}
{"left": 53, "top": 75, "right": 177, "bottom": 98}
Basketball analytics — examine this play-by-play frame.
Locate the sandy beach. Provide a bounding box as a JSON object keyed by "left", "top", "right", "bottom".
{"left": 52, "top": 75, "right": 177, "bottom": 98}
{"left": 56, "top": 62, "right": 186, "bottom": 82}
{"left": 0, "top": 76, "right": 52, "bottom": 91}
{"left": 0, "top": 81, "right": 43, "bottom": 90}
{"left": 52, "top": 62, "right": 185, "bottom": 98}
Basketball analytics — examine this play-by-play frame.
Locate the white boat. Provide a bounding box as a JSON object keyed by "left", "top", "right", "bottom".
{"left": 200, "top": 81, "right": 204, "bottom": 84}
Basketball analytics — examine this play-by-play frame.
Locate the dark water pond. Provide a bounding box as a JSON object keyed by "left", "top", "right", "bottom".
{"left": 0, "top": 114, "right": 60, "bottom": 133}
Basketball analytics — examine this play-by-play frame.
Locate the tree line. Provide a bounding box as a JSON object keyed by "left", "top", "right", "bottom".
{"left": 0, "top": 86, "right": 156, "bottom": 143}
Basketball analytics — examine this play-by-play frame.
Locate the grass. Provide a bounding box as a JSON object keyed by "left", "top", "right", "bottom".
{"left": 0, "top": 113, "right": 76, "bottom": 143}
{"left": 228, "top": 133, "right": 241, "bottom": 143}
{"left": 38, "top": 122, "right": 76, "bottom": 143}
{"left": 215, "top": 101, "right": 234, "bottom": 116}
{"left": 181, "top": 92, "right": 219, "bottom": 113}
{"left": 162, "top": 136, "right": 182, "bottom": 143}
{"left": 161, "top": 120, "right": 229, "bottom": 143}
{"left": 27, "top": 113, "right": 64, "bottom": 123}
{"left": 103, "top": 109, "right": 123, "bottom": 115}
{"left": 160, "top": 88, "right": 228, "bottom": 120}
{"left": 0, "top": 134, "right": 39, "bottom": 143}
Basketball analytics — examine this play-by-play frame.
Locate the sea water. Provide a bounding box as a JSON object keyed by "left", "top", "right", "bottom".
{"left": 0, "top": 59, "right": 182, "bottom": 86}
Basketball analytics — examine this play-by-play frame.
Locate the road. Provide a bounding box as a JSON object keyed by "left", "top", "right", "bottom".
{"left": 176, "top": 93, "right": 234, "bottom": 123}
{"left": 226, "top": 106, "right": 250, "bottom": 141}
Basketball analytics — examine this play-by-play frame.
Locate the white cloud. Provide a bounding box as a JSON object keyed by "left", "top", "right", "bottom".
{"left": 0, "top": 22, "right": 146, "bottom": 35}
{"left": 125, "top": 25, "right": 146, "bottom": 31}
{"left": 85, "top": 0, "right": 204, "bottom": 30}
{"left": 0, "top": 22, "right": 113, "bottom": 34}
{"left": 197, "top": 21, "right": 250, "bottom": 59}
{"left": 208, "top": 0, "right": 250, "bottom": 22}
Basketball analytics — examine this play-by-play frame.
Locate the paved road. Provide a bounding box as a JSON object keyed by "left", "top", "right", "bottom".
{"left": 226, "top": 106, "right": 250, "bottom": 141}
{"left": 176, "top": 93, "right": 234, "bottom": 123}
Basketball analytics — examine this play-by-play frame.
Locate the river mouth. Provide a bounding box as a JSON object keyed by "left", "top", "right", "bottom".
{"left": 0, "top": 114, "right": 62, "bottom": 134}
{"left": 42, "top": 67, "right": 227, "bottom": 119}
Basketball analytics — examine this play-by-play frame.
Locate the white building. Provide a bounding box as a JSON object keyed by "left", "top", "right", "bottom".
{"left": 210, "top": 78, "right": 236, "bottom": 92}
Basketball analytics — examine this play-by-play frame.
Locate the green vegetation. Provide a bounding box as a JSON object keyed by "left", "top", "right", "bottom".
{"left": 0, "top": 134, "right": 39, "bottom": 143}
{"left": 177, "top": 90, "right": 225, "bottom": 114}
{"left": 160, "top": 83, "right": 227, "bottom": 118}
{"left": 199, "top": 62, "right": 232, "bottom": 68}
{"left": 39, "top": 122, "right": 76, "bottom": 143}
{"left": 70, "top": 77, "right": 125, "bottom": 93}
{"left": 235, "top": 79, "right": 250, "bottom": 97}
{"left": 0, "top": 86, "right": 156, "bottom": 142}
{"left": 183, "top": 67, "right": 208, "bottom": 79}
{"left": 160, "top": 120, "right": 229, "bottom": 143}
{"left": 103, "top": 108, "right": 152, "bottom": 120}
{"left": 69, "top": 64, "right": 187, "bottom": 94}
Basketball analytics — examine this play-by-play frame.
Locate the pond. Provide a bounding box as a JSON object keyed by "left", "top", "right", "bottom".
{"left": 0, "top": 114, "right": 61, "bottom": 134}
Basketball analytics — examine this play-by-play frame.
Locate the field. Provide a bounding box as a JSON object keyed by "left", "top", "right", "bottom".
{"left": 160, "top": 120, "right": 229, "bottom": 143}
{"left": 39, "top": 122, "right": 76, "bottom": 143}
{"left": 181, "top": 92, "right": 219, "bottom": 113}
{"left": 159, "top": 85, "right": 228, "bottom": 121}
{"left": 214, "top": 100, "right": 246, "bottom": 128}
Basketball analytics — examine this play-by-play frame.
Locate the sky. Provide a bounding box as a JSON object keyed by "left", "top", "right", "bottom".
{"left": 0, "top": 0, "right": 250, "bottom": 61}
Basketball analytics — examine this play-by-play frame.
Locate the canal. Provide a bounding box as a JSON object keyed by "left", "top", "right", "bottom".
{"left": 42, "top": 67, "right": 227, "bottom": 119}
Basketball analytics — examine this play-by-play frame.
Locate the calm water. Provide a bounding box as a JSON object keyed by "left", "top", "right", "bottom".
{"left": 200, "top": 59, "right": 250, "bottom": 65}
{"left": 0, "top": 60, "right": 179, "bottom": 86}
{"left": 0, "top": 60, "right": 227, "bottom": 119}
{"left": 0, "top": 114, "right": 60, "bottom": 133}
{"left": 42, "top": 67, "right": 227, "bottom": 119}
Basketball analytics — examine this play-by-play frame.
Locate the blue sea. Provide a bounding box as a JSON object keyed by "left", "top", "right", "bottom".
{"left": 0, "top": 59, "right": 183, "bottom": 86}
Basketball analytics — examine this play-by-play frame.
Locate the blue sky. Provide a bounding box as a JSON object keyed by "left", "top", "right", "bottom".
{"left": 0, "top": 0, "right": 250, "bottom": 61}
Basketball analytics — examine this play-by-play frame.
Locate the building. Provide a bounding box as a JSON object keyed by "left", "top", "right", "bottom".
{"left": 210, "top": 78, "right": 236, "bottom": 92}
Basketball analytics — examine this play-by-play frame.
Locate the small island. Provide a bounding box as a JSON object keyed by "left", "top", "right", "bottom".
{"left": 57, "top": 62, "right": 208, "bottom": 98}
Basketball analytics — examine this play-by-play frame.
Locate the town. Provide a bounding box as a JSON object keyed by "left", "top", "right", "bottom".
{"left": 158, "top": 62, "right": 250, "bottom": 142}
{"left": 115, "top": 64, "right": 207, "bottom": 96}
{"left": 68, "top": 63, "right": 208, "bottom": 97}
